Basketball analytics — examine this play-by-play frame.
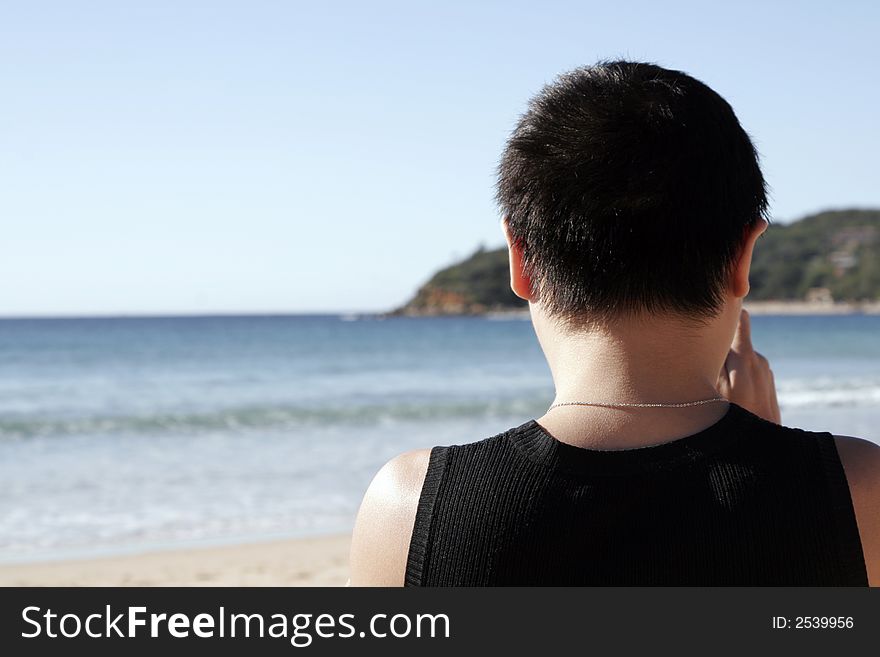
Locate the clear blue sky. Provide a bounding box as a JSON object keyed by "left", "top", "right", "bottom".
{"left": 2, "top": 0, "right": 878, "bottom": 316}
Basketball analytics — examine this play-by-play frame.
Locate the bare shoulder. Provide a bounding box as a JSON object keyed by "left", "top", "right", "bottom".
{"left": 834, "top": 435, "right": 880, "bottom": 586}
{"left": 348, "top": 448, "right": 432, "bottom": 586}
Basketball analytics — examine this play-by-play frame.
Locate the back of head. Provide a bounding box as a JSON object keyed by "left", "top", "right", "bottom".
{"left": 497, "top": 60, "right": 768, "bottom": 324}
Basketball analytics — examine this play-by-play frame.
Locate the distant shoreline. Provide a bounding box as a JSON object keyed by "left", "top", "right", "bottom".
{"left": 1, "top": 301, "right": 878, "bottom": 322}
{"left": 396, "top": 300, "right": 880, "bottom": 319}
{"left": 743, "top": 300, "right": 880, "bottom": 315}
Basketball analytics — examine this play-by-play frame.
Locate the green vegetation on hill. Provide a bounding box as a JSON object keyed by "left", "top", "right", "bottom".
{"left": 392, "top": 209, "right": 880, "bottom": 315}
{"left": 390, "top": 246, "right": 526, "bottom": 315}
{"left": 749, "top": 209, "right": 880, "bottom": 301}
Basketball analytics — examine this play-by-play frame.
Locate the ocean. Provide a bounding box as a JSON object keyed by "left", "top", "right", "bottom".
{"left": 1, "top": 314, "right": 878, "bottom": 562}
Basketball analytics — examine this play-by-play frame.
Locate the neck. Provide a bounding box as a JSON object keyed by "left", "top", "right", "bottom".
{"left": 547, "top": 320, "right": 725, "bottom": 404}
{"left": 533, "top": 307, "right": 736, "bottom": 449}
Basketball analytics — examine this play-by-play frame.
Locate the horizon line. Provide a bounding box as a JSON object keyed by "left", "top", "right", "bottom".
{"left": 0, "top": 310, "right": 389, "bottom": 321}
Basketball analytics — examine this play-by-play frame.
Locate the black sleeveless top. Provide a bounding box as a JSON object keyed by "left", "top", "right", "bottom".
{"left": 405, "top": 403, "right": 868, "bottom": 586}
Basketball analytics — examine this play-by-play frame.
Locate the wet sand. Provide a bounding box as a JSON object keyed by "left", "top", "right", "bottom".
{"left": 0, "top": 534, "right": 350, "bottom": 587}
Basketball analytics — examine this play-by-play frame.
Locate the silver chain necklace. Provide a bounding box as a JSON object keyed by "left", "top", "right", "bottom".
{"left": 548, "top": 397, "right": 726, "bottom": 410}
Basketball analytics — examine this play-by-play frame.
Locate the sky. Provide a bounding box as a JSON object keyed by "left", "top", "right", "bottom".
{"left": 1, "top": 0, "right": 878, "bottom": 316}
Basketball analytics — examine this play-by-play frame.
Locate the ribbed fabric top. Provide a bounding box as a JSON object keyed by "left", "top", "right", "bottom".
{"left": 405, "top": 403, "right": 868, "bottom": 586}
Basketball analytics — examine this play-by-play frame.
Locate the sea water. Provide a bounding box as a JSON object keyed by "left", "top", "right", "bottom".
{"left": 0, "top": 314, "right": 878, "bottom": 561}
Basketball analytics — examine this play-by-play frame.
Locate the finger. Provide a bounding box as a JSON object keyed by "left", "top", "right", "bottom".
{"left": 716, "top": 355, "right": 733, "bottom": 395}
{"left": 769, "top": 370, "right": 781, "bottom": 424}
{"left": 731, "top": 308, "right": 752, "bottom": 353}
{"left": 770, "top": 390, "right": 780, "bottom": 424}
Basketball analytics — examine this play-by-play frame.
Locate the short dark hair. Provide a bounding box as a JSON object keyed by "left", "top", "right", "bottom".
{"left": 496, "top": 60, "right": 768, "bottom": 322}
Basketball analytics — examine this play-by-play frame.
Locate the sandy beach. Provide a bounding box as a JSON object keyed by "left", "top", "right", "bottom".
{"left": 744, "top": 300, "right": 880, "bottom": 315}
{"left": 0, "top": 534, "right": 350, "bottom": 587}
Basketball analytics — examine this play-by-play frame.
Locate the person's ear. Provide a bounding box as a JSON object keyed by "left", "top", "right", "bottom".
{"left": 731, "top": 218, "right": 768, "bottom": 298}
{"left": 501, "top": 217, "right": 534, "bottom": 301}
